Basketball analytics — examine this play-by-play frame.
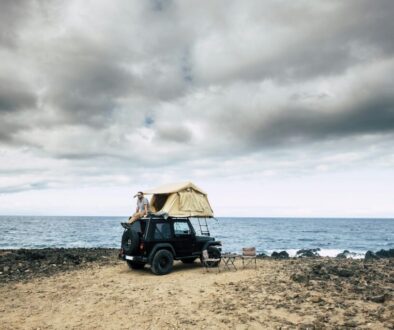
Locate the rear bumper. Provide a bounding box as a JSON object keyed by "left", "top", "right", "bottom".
{"left": 118, "top": 251, "right": 148, "bottom": 263}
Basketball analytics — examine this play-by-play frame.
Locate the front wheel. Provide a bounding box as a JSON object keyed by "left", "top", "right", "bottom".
{"left": 151, "top": 250, "right": 174, "bottom": 275}
{"left": 127, "top": 261, "right": 145, "bottom": 270}
{"left": 206, "top": 246, "right": 221, "bottom": 267}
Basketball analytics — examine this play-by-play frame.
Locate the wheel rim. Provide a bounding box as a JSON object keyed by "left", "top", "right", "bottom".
{"left": 159, "top": 257, "right": 169, "bottom": 268}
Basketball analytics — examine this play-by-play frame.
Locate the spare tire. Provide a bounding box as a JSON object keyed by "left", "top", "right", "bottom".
{"left": 121, "top": 229, "right": 139, "bottom": 254}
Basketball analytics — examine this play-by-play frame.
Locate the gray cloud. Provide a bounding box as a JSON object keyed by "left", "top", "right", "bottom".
{"left": 0, "top": 0, "right": 393, "bottom": 197}
{"left": 192, "top": 1, "right": 394, "bottom": 84}
{"left": 262, "top": 99, "right": 393, "bottom": 147}
{"left": 151, "top": 0, "right": 173, "bottom": 12}
{"left": 234, "top": 89, "right": 394, "bottom": 150}
{"left": 0, "top": 78, "right": 36, "bottom": 143}
{"left": 41, "top": 37, "right": 135, "bottom": 126}
{"left": 155, "top": 124, "right": 192, "bottom": 143}
{"left": 0, "top": 0, "right": 33, "bottom": 48}
{"left": 0, "top": 77, "right": 36, "bottom": 113}
{"left": 0, "top": 181, "right": 48, "bottom": 194}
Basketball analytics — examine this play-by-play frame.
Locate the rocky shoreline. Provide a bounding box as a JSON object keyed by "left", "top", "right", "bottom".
{"left": 0, "top": 248, "right": 393, "bottom": 328}
{"left": 0, "top": 248, "right": 119, "bottom": 284}
{"left": 1, "top": 247, "right": 393, "bottom": 285}
{"left": 211, "top": 258, "right": 394, "bottom": 328}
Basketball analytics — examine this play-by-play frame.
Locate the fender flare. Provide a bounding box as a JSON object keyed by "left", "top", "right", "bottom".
{"left": 148, "top": 243, "right": 176, "bottom": 263}
{"left": 202, "top": 240, "right": 222, "bottom": 251}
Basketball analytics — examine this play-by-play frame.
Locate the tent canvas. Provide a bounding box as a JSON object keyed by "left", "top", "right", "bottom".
{"left": 144, "top": 182, "right": 214, "bottom": 218}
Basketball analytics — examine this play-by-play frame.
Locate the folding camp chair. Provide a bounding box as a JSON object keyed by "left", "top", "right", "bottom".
{"left": 202, "top": 250, "right": 221, "bottom": 273}
{"left": 241, "top": 247, "right": 257, "bottom": 269}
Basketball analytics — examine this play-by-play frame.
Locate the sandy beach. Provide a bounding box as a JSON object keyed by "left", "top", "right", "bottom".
{"left": 0, "top": 250, "right": 393, "bottom": 329}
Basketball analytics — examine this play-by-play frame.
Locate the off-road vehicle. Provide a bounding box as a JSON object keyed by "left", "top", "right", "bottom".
{"left": 119, "top": 216, "right": 221, "bottom": 275}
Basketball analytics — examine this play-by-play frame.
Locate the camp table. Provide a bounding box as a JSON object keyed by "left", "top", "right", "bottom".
{"left": 221, "top": 253, "right": 238, "bottom": 271}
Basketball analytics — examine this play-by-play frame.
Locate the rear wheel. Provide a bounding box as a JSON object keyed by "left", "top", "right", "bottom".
{"left": 151, "top": 250, "right": 173, "bottom": 275}
{"left": 181, "top": 257, "right": 197, "bottom": 264}
{"left": 127, "top": 261, "right": 145, "bottom": 270}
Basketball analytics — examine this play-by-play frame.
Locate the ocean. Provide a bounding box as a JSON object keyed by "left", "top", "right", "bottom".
{"left": 0, "top": 216, "right": 393, "bottom": 258}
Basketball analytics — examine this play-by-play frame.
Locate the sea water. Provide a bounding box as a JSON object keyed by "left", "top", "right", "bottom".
{"left": 0, "top": 216, "right": 393, "bottom": 258}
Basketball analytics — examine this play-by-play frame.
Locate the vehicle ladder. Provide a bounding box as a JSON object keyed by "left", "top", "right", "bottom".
{"left": 197, "top": 217, "right": 210, "bottom": 236}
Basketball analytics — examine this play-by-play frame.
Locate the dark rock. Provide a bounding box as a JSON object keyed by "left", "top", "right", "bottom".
{"left": 0, "top": 248, "right": 119, "bottom": 284}
{"left": 375, "top": 249, "right": 394, "bottom": 258}
{"left": 290, "top": 273, "right": 309, "bottom": 283}
{"left": 343, "top": 319, "right": 358, "bottom": 327}
{"left": 369, "top": 295, "right": 386, "bottom": 303}
{"left": 271, "top": 251, "right": 289, "bottom": 259}
{"left": 336, "top": 268, "right": 354, "bottom": 277}
{"left": 296, "top": 248, "right": 320, "bottom": 258}
{"left": 336, "top": 250, "right": 350, "bottom": 259}
{"left": 311, "top": 263, "right": 324, "bottom": 273}
{"left": 365, "top": 251, "right": 380, "bottom": 260}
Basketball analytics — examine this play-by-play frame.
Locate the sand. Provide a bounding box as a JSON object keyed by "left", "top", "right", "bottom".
{"left": 0, "top": 257, "right": 393, "bottom": 329}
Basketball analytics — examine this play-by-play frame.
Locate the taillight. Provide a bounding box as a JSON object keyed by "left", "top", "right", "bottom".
{"left": 118, "top": 248, "right": 124, "bottom": 259}
{"left": 139, "top": 243, "right": 144, "bottom": 251}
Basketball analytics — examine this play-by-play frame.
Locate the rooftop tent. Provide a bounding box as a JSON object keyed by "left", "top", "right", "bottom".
{"left": 144, "top": 182, "right": 214, "bottom": 218}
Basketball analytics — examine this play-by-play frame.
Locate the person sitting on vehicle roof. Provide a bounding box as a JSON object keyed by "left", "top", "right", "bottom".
{"left": 128, "top": 191, "right": 150, "bottom": 223}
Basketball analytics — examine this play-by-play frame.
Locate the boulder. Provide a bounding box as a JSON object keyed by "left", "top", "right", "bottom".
{"left": 271, "top": 251, "right": 289, "bottom": 259}
{"left": 336, "top": 250, "right": 350, "bottom": 259}
{"left": 375, "top": 249, "right": 394, "bottom": 258}
{"left": 368, "top": 294, "right": 386, "bottom": 303}
{"left": 290, "top": 273, "right": 309, "bottom": 283}
{"left": 336, "top": 268, "right": 354, "bottom": 277}
{"left": 296, "top": 248, "right": 320, "bottom": 258}
{"left": 365, "top": 251, "right": 380, "bottom": 260}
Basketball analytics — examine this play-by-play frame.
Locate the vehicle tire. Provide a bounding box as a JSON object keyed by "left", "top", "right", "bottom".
{"left": 181, "top": 257, "right": 197, "bottom": 264}
{"left": 207, "top": 246, "right": 221, "bottom": 267}
{"left": 151, "top": 249, "right": 174, "bottom": 275}
{"left": 121, "top": 229, "right": 139, "bottom": 255}
{"left": 127, "top": 261, "right": 145, "bottom": 270}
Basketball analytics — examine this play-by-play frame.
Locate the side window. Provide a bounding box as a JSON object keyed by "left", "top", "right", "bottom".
{"left": 130, "top": 221, "right": 141, "bottom": 233}
{"left": 173, "top": 221, "right": 191, "bottom": 236}
{"left": 154, "top": 222, "right": 171, "bottom": 240}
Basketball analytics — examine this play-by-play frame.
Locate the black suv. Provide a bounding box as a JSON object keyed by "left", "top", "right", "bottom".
{"left": 119, "top": 216, "right": 221, "bottom": 275}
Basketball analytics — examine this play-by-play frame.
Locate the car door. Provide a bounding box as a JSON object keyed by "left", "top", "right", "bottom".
{"left": 172, "top": 220, "right": 196, "bottom": 257}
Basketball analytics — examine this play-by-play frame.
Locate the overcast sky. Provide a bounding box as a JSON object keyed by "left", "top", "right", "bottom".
{"left": 0, "top": 0, "right": 393, "bottom": 217}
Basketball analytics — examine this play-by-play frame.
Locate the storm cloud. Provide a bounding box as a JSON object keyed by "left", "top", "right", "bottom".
{"left": 0, "top": 0, "right": 393, "bottom": 216}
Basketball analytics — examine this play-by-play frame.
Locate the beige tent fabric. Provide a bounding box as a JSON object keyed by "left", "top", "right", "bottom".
{"left": 144, "top": 181, "right": 207, "bottom": 195}
{"left": 144, "top": 182, "right": 213, "bottom": 217}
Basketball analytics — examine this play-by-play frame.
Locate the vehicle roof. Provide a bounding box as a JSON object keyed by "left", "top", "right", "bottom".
{"left": 138, "top": 216, "right": 192, "bottom": 221}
